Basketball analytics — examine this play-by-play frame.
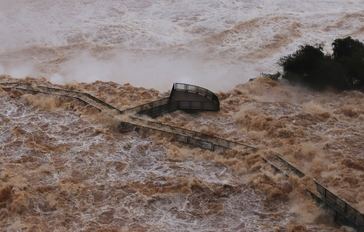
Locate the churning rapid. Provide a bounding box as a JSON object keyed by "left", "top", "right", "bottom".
{"left": 1, "top": 76, "right": 363, "bottom": 231}
{"left": 0, "top": 1, "right": 364, "bottom": 232}
{"left": 1, "top": 0, "right": 364, "bottom": 90}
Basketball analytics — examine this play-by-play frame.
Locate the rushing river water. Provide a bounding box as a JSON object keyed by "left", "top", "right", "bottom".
{"left": 0, "top": 0, "right": 364, "bottom": 90}
{"left": 0, "top": 1, "right": 364, "bottom": 231}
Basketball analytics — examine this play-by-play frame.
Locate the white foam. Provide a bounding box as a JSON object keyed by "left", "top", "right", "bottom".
{"left": 0, "top": 0, "right": 363, "bottom": 90}
{"left": 5, "top": 63, "right": 35, "bottom": 79}
{"left": 49, "top": 73, "right": 64, "bottom": 85}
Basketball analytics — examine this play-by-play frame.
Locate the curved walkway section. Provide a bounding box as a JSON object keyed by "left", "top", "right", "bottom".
{"left": 1, "top": 80, "right": 363, "bottom": 231}
{"left": 124, "top": 83, "right": 220, "bottom": 118}
{"left": 170, "top": 83, "right": 220, "bottom": 111}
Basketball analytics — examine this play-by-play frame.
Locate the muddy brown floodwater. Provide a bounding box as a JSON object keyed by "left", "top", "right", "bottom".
{"left": 0, "top": 75, "right": 362, "bottom": 231}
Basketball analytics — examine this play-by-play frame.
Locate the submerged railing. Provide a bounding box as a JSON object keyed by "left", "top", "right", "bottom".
{"left": 1, "top": 80, "right": 363, "bottom": 231}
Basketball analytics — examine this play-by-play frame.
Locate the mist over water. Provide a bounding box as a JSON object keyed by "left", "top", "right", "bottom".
{"left": 1, "top": 0, "right": 364, "bottom": 90}
{"left": 1, "top": 2, "right": 364, "bottom": 230}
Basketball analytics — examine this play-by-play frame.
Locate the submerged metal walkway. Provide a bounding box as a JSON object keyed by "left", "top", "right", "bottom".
{"left": 0, "top": 82, "right": 255, "bottom": 154}
{"left": 123, "top": 83, "right": 220, "bottom": 118}
{"left": 1, "top": 81, "right": 363, "bottom": 231}
{"left": 264, "top": 153, "right": 364, "bottom": 231}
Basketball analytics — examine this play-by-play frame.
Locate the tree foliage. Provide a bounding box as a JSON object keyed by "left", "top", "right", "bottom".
{"left": 279, "top": 37, "right": 364, "bottom": 90}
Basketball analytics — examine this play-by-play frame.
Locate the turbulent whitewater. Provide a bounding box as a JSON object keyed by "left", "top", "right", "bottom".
{"left": 0, "top": 75, "right": 363, "bottom": 231}
{"left": 1, "top": 0, "right": 364, "bottom": 90}
{"left": 0, "top": 1, "right": 364, "bottom": 231}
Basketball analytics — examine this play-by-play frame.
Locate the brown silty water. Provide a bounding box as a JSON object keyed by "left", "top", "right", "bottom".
{"left": 158, "top": 78, "right": 364, "bottom": 210}
{"left": 1, "top": 75, "right": 361, "bottom": 231}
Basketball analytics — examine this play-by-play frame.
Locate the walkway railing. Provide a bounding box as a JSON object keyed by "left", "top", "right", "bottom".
{"left": 1, "top": 80, "right": 363, "bottom": 231}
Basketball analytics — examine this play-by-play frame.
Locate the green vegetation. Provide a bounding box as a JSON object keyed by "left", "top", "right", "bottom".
{"left": 279, "top": 37, "right": 364, "bottom": 90}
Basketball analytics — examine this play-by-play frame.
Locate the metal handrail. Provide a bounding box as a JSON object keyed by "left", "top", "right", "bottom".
{"left": 172, "top": 83, "right": 219, "bottom": 105}
{"left": 0, "top": 81, "right": 254, "bottom": 152}
{"left": 314, "top": 180, "right": 364, "bottom": 228}
{"left": 2, "top": 80, "right": 363, "bottom": 230}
